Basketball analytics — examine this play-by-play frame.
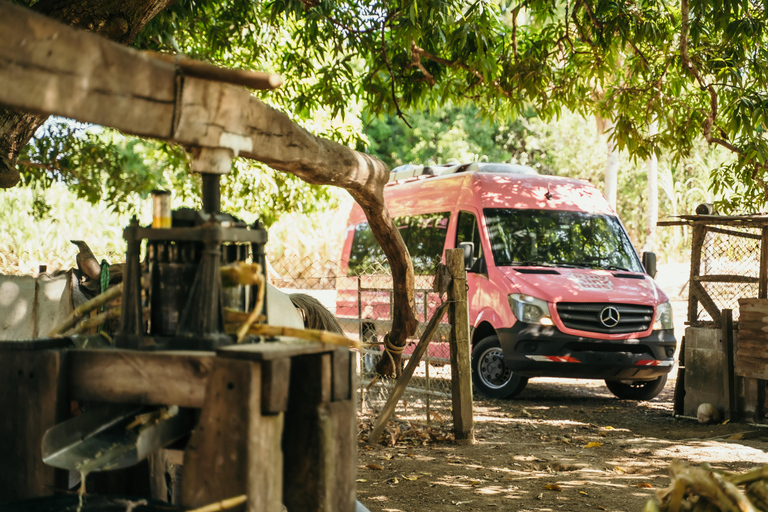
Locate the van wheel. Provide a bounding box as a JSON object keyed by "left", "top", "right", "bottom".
{"left": 472, "top": 335, "right": 528, "bottom": 399}
{"left": 605, "top": 374, "right": 667, "bottom": 400}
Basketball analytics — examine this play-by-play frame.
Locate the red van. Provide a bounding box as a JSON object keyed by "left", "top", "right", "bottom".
{"left": 338, "top": 162, "right": 676, "bottom": 400}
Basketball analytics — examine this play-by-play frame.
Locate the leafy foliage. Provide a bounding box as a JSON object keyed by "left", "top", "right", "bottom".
{"left": 15, "top": 0, "right": 768, "bottom": 216}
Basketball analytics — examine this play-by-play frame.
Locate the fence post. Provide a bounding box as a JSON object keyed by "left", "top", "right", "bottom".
{"left": 446, "top": 249, "right": 475, "bottom": 444}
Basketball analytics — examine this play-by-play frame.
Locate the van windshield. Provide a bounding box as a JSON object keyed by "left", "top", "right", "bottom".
{"left": 484, "top": 208, "right": 643, "bottom": 272}
{"left": 347, "top": 212, "right": 450, "bottom": 275}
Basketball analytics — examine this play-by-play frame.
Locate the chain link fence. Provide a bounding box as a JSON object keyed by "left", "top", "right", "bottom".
{"left": 691, "top": 225, "right": 763, "bottom": 323}
{"left": 271, "top": 256, "right": 457, "bottom": 440}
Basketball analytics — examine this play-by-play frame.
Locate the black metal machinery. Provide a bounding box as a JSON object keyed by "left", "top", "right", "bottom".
{"left": 116, "top": 177, "right": 268, "bottom": 351}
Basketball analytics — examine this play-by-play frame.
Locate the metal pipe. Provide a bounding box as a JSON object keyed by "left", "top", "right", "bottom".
{"left": 202, "top": 174, "right": 221, "bottom": 214}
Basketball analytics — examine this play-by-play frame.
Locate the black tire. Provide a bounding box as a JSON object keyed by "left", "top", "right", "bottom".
{"left": 605, "top": 374, "right": 668, "bottom": 400}
{"left": 471, "top": 335, "right": 528, "bottom": 399}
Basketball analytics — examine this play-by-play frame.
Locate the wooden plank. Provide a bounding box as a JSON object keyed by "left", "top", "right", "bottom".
{"left": 0, "top": 349, "right": 69, "bottom": 501}
{"left": 722, "top": 310, "right": 737, "bottom": 421}
{"left": 218, "top": 339, "right": 335, "bottom": 361}
{"left": 69, "top": 350, "right": 214, "bottom": 408}
{"left": 332, "top": 349, "right": 352, "bottom": 402}
{"left": 261, "top": 358, "right": 290, "bottom": 414}
{"left": 705, "top": 226, "right": 763, "bottom": 240}
{"left": 0, "top": 3, "right": 175, "bottom": 138}
{"left": 736, "top": 298, "right": 768, "bottom": 380}
{"left": 693, "top": 275, "right": 760, "bottom": 283}
{"left": 446, "top": 249, "right": 475, "bottom": 444}
{"left": 181, "top": 358, "right": 283, "bottom": 512}
{"left": 691, "top": 281, "right": 721, "bottom": 323}
{"left": 367, "top": 301, "right": 450, "bottom": 445}
{"left": 283, "top": 352, "right": 355, "bottom": 512}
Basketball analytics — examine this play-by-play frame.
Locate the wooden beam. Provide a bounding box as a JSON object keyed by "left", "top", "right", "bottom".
{"left": 692, "top": 275, "right": 760, "bottom": 283}
{"left": 0, "top": 3, "right": 175, "bottom": 138}
{"left": 69, "top": 350, "right": 214, "bottom": 408}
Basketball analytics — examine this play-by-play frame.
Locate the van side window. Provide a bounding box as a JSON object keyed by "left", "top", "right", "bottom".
{"left": 348, "top": 212, "right": 450, "bottom": 275}
{"left": 456, "top": 211, "right": 483, "bottom": 260}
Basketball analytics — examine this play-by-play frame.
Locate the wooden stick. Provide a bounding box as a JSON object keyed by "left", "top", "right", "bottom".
{"left": 145, "top": 51, "right": 282, "bottom": 90}
{"left": 63, "top": 307, "right": 121, "bottom": 337}
{"left": 186, "top": 495, "right": 247, "bottom": 512}
{"left": 367, "top": 301, "right": 450, "bottom": 445}
{"left": 48, "top": 283, "right": 123, "bottom": 337}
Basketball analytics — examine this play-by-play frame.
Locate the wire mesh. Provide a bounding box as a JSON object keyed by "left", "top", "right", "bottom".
{"left": 270, "top": 256, "right": 456, "bottom": 435}
{"left": 694, "top": 226, "right": 762, "bottom": 323}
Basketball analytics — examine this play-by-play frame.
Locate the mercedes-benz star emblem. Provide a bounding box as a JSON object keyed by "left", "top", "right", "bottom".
{"left": 599, "top": 306, "right": 621, "bottom": 328}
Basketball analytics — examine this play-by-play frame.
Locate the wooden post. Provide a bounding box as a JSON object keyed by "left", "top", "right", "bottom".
{"left": 446, "top": 249, "right": 475, "bottom": 444}
{"left": 722, "top": 309, "right": 737, "bottom": 421}
{"left": 760, "top": 227, "right": 768, "bottom": 299}
{"left": 282, "top": 351, "right": 356, "bottom": 512}
{"left": 0, "top": 343, "right": 70, "bottom": 501}
{"left": 181, "top": 358, "right": 284, "bottom": 512}
{"left": 688, "top": 224, "right": 706, "bottom": 324}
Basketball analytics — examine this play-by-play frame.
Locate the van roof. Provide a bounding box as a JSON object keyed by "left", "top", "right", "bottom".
{"left": 348, "top": 169, "right": 614, "bottom": 224}
{"left": 389, "top": 162, "right": 536, "bottom": 182}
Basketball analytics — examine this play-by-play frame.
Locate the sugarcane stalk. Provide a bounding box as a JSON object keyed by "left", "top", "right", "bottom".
{"left": 63, "top": 307, "right": 121, "bottom": 337}
{"left": 224, "top": 322, "right": 361, "bottom": 350}
{"left": 185, "top": 495, "right": 247, "bottom": 512}
{"left": 48, "top": 283, "right": 124, "bottom": 337}
{"left": 234, "top": 270, "right": 266, "bottom": 343}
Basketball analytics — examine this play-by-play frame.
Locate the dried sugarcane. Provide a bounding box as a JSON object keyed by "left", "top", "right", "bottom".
{"left": 648, "top": 461, "right": 768, "bottom": 512}
{"left": 48, "top": 283, "right": 124, "bottom": 337}
{"left": 63, "top": 307, "right": 121, "bottom": 337}
{"left": 223, "top": 318, "right": 361, "bottom": 350}
{"left": 185, "top": 494, "right": 247, "bottom": 512}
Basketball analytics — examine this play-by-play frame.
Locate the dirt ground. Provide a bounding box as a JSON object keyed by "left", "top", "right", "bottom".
{"left": 356, "top": 377, "right": 768, "bottom": 512}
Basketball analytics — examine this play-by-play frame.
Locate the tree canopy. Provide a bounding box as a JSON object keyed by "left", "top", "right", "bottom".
{"left": 4, "top": 0, "right": 768, "bottom": 213}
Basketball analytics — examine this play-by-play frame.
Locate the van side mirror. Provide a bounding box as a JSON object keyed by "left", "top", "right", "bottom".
{"left": 642, "top": 251, "right": 657, "bottom": 278}
{"left": 458, "top": 242, "right": 475, "bottom": 271}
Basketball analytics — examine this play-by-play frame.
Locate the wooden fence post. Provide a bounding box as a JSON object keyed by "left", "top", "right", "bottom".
{"left": 446, "top": 249, "right": 475, "bottom": 444}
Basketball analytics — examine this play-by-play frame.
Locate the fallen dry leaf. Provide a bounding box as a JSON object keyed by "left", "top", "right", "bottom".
{"left": 536, "top": 493, "right": 544, "bottom": 500}
{"left": 544, "top": 484, "right": 562, "bottom": 491}
{"left": 636, "top": 483, "right": 653, "bottom": 488}
{"left": 585, "top": 442, "right": 602, "bottom": 448}
{"left": 366, "top": 464, "right": 383, "bottom": 471}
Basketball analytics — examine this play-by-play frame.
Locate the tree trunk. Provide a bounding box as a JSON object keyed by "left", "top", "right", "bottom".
{"left": 0, "top": 0, "right": 174, "bottom": 188}
{"left": 644, "top": 120, "right": 659, "bottom": 252}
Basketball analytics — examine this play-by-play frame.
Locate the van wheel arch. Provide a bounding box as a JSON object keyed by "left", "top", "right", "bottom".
{"left": 471, "top": 322, "right": 497, "bottom": 348}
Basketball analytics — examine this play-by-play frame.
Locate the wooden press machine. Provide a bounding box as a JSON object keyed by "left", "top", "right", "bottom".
{"left": 0, "top": 174, "right": 356, "bottom": 512}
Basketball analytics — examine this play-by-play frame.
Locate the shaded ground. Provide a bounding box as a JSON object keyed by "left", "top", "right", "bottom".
{"left": 356, "top": 377, "right": 768, "bottom": 512}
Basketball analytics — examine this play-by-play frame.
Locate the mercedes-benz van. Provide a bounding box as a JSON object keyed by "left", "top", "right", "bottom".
{"left": 338, "top": 162, "right": 676, "bottom": 400}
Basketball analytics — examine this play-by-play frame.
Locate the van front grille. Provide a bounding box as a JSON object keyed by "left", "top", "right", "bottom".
{"left": 555, "top": 303, "right": 654, "bottom": 334}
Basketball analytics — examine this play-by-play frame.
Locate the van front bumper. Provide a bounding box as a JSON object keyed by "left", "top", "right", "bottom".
{"left": 497, "top": 323, "right": 676, "bottom": 381}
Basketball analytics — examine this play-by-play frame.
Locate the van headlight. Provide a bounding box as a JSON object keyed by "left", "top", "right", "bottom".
{"left": 653, "top": 301, "right": 674, "bottom": 330}
{"left": 509, "top": 294, "right": 553, "bottom": 325}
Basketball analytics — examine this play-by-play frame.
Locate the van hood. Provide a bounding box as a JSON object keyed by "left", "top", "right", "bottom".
{"left": 499, "top": 266, "right": 667, "bottom": 305}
